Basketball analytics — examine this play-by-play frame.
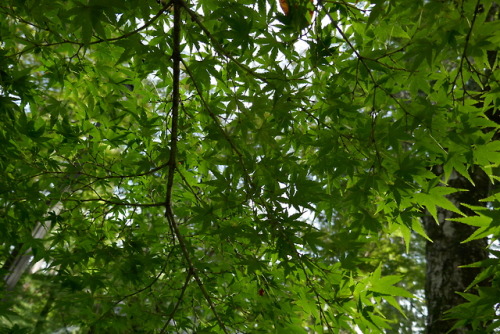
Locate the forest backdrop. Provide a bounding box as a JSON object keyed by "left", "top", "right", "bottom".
{"left": 1, "top": 0, "right": 499, "bottom": 333}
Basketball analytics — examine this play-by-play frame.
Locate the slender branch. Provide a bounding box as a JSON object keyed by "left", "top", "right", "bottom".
{"left": 7, "top": 1, "right": 174, "bottom": 57}
{"left": 159, "top": 270, "right": 193, "bottom": 333}
{"left": 322, "top": 0, "right": 369, "bottom": 13}
{"left": 92, "top": 247, "right": 176, "bottom": 325}
{"left": 178, "top": 0, "right": 270, "bottom": 83}
{"left": 177, "top": 168, "right": 203, "bottom": 203}
{"left": 49, "top": 197, "right": 165, "bottom": 207}
{"left": 321, "top": 4, "right": 414, "bottom": 119}
{"left": 164, "top": 1, "right": 228, "bottom": 332}
{"left": 451, "top": 0, "right": 481, "bottom": 103}
{"left": 165, "top": 0, "right": 181, "bottom": 210}
{"left": 166, "top": 212, "right": 229, "bottom": 333}
{"left": 28, "top": 162, "right": 169, "bottom": 182}
{"left": 181, "top": 58, "right": 253, "bottom": 190}
{"left": 33, "top": 289, "right": 56, "bottom": 333}
{"left": 180, "top": 59, "right": 246, "bottom": 162}
{"left": 320, "top": 7, "right": 376, "bottom": 85}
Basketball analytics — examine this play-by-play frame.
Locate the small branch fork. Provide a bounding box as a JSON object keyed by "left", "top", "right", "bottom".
{"left": 163, "top": 1, "right": 228, "bottom": 333}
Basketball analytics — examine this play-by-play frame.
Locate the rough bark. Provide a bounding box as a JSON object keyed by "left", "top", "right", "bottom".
{"left": 423, "top": 3, "right": 499, "bottom": 331}
{"left": 423, "top": 169, "right": 490, "bottom": 333}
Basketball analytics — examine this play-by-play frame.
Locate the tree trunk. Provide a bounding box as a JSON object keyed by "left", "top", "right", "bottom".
{"left": 424, "top": 3, "right": 499, "bottom": 330}
{"left": 423, "top": 169, "right": 490, "bottom": 333}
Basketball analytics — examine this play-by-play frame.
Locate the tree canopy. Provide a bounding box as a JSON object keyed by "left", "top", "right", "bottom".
{"left": 1, "top": 0, "right": 499, "bottom": 333}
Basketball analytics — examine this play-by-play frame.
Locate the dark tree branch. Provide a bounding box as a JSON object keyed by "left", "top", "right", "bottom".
{"left": 164, "top": 1, "right": 228, "bottom": 333}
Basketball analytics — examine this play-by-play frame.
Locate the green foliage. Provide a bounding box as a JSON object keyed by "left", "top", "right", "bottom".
{"left": 0, "top": 0, "right": 498, "bottom": 333}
